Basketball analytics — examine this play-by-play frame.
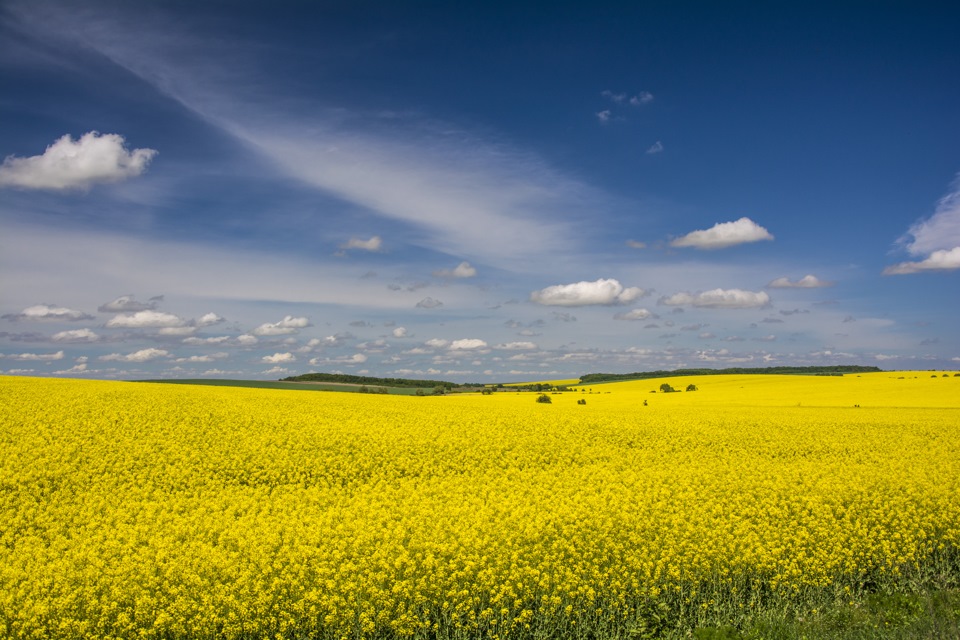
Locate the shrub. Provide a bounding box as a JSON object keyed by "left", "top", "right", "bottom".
{"left": 660, "top": 383, "right": 677, "bottom": 393}
{"left": 536, "top": 393, "right": 552, "bottom": 404}
{"left": 686, "top": 384, "right": 698, "bottom": 392}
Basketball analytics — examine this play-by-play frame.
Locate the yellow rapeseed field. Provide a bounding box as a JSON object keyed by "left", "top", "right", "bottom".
{"left": 1, "top": 373, "right": 958, "bottom": 639}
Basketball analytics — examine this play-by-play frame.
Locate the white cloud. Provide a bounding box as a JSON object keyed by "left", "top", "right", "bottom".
{"left": 310, "top": 353, "right": 367, "bottom": 365}
{"left": 158, "top": 326, "right": 197, "bottom": 336}
{"left": 3, "top": 304, "right": 93, "bottom": 322}
{"left": 646, "top": 141, "right": 663, "bottom": 155}
{"left": 262, "top": 366, "right": 290, "bottom": 375}
{"left": 175, "top": 353, "right": 227, "bottom": 363}
{"left": 767, "top": 274, "right": 834, "bottom": 288}
{"left": 898, "top": 174, "right": 960, "bottom": 257}
{"left": 883, "top": 246, "right": 960, "bottom": 275}
{"left": 660, "top": 289, "right": 771, "bottom": 309}
{"left": 236, "top": 334, "right": 259, "bottom": 346}
{"left": 433, "top": 261, "right": 477, "bottom": 278}
{"left": 601, "top": 90, "right": 626, "bottom": 103}
{"left": 105, "top": 310, "right": 186, "bottom": 328}
{"left": 424, "top": 338, "right": 449, "bottom": 349}
{"left": 392, "top": 327, "right": 409, "bottom": 338}
{"left": 670, "top": 217, "right": 774, "bottom": 250}
{"left": 596, "top": 110, "right": 612, "bottom": 123}
{"left": 252, "top": 315, "right": 310, "bottom": 336}
{"left": 530, "top": 279, "right": 642, "bottom": 306}
{"left": 100, "top": 348, "right": 170, "bottom": 362}
{"left": 98, "top": 295, "right": 158, "bottom": 312}
{"left": 626, "top": 240, "right": 646, "bottom": 249}
{"left": 630, "top": 92, "right": 654, "bottom": 106}
{"left": 54, "top": 363, "right": 89, "bottom": 374}
{"left": 2, "top": 350, "right": 65, "bottom": 361}
{"left": 614, "top": 308, "right": 655, "bottom": 321}
{"left": 196, "top": 312, "right": 224, "bottom": 326}
{"left": 416, "top": 297, "right": 443, "bottom": 309}
{"left": 449, "top": 339, "right": 488, "bottom": 351}
{"left": 341, "top": 236, "right": 382, "bottom": 252}
{"left": 262, "top": 352, "right": 296, "bottom": 364}
{"left": 0, "top": 131, "right": 157, "bottom": 191}
{"left": 182, "top": 335, "right": 230, "bottom": 345}
{"left": 495, "top": 341, "right": 537, "bottom": 350}
{"left": 51, "top": 328, "right": 99, "bottom": 342}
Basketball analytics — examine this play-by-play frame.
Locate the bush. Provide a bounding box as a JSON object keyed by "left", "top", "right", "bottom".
{"left": 686, "top": 384, "right": 698, "bottom": 392}
{"left": 660, "top": 383, "right": 677, "bottom": 393}
{"left": 536, "top": 393, "right": 552, "bottom": 404}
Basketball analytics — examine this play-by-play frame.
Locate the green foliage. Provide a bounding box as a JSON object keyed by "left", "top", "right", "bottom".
{"left": 282, "top": 372, "right": 457, "bottom": 389}
{"left": 535, "top": 393, "right": 552, "bottom": 403}
{"left": 579, "top": 365, "right": 882, "bottom": 385}
{"left": 659, "top": 383, "right": 677, "bottom": 393}
{"left": 686, "top": 384, "right": 699, "bottom": 391}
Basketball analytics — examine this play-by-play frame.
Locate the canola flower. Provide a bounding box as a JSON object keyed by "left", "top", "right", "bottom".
{"left": 1, "top": 373, "right": 958, "bottom": 639}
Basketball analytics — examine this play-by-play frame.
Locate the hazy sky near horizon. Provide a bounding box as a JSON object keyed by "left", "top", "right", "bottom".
{"left": 2, "top": 1, "right": 959, "bottom": 381}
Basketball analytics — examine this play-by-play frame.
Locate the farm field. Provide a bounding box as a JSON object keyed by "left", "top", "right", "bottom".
{"left": 1, "top": 373, "right": 959, "bottom": 639}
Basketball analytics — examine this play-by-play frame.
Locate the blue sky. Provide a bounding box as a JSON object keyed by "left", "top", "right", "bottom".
{"left": 2, "top": 1, "right": 959, "bottom": 381}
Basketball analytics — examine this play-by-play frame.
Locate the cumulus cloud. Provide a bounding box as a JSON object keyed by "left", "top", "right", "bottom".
{"left": 0, "top": 131, "right": 157, "bottom": 191}
{"left": 392, "top": 327, "right": 409, "bottom": 338}
{"left": 660, "top": 289, "right": 771, "bottom": 309}
{"left": 433, "top": 261, "right": 477, "bottom": 278}
{"left": 252, "top": 316, "right": 310, "bottom": 336}
{"left": 100, "top": 348, "right": 170, "bottom": 362}
{"left": 767, "top": 274, "right": 834, "bottom": 288}
{"left": 614, "top": 308, "right": 656, "bottom": 321}
{"left": 495, "top": 341, "right": 537, "bottom": 350}
{"left": 646, "top": 141, "right": 664, "bottom": 155}
{"left": 2, "top": 350, "right": 65, "bottom": 361}
{"left": 530, "top": 279, "right": 643, "bottom": 306}
{"left": 105, "top": 310, "right": 186, "bottom": 328}
{"left": 596, "top": 110, "right": 612, "bottom": 123}
{"left": 309, "top": 354, "right": 367, "bottom": 365}
{"left": 262, "top": 352, "right": 296, "bottom": 364}
{"left": 449, "top": 339, "right": 488, "bottom": 351}
{"left": 196, "top": 312, "right": 225, "bottom": 326}
{"left": 51, "top": 328, "right": 99, "bottom": 342}
{"left": 416, "top": 297, "right": 443, "bottom": 309}
{"left": 98, "top": 295, "right": 158, "bottom": 312}
{"left": 175, "top": 353, "right": 227, "bottom": 363}
{"left": 883, "top": 247, "right": 960, "bottom": 275}
{"left": 2, "top": 304, "right": 93, "bottom": 322}
{"left": 670, "top": 217, "right": 774, "bottom": 250}
{"left": 54, "top": 363, "right": 89, "bottom": 374}
{"left": 340, "top": 236, "right": 382, "bottom": 252}
{"left": 630, "top": 92, "right": 654, "bottom": 105}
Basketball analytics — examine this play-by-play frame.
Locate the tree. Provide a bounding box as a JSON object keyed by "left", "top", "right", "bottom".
{"left": 686, "top": 384, "right": 698, "bottom": 392}
{"left": 536, "top": 393, "right": 552, "bottom": 404}
{"left": 659, "top": 383, "right": 676, "bottom": 393}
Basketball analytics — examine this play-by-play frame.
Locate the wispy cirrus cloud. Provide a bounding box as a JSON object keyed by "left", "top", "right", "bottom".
{"left": 887, "top": 174, "right": 960, "bottom": 274}
{"left": 4, "top": 3, "right": 584, "bottom": 270}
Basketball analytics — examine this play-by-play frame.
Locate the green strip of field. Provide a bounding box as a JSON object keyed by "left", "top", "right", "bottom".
{"left": 134, "top": 379, "right": 426, "bottom": 395}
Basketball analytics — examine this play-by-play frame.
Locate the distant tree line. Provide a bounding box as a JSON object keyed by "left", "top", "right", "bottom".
{"left": 579, "top": 365, "right": 881, "bottom": 385}
{"left": 282, "top": 373, "right": 458, "bottom": 390}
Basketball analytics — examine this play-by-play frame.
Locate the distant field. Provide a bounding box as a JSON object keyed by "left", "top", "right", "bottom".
{"left": 2, "top": 372, "right": 958, "bottom": 639}
{"left": 137, "top": 378, "right": 428, "bottom": 395}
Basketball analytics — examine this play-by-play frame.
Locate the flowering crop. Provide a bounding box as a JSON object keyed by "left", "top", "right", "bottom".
{"left": 1, "top": 373, "right": 958, "bottom": 638}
